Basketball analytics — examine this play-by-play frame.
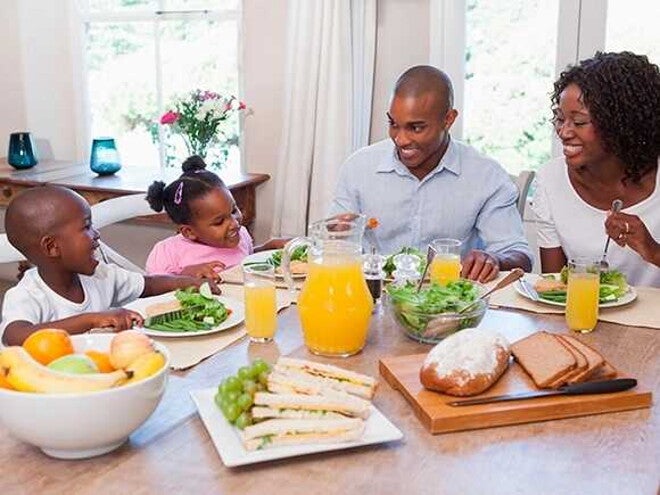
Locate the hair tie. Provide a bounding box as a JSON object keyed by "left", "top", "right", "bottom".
{"left": 174, "top": 182, "right": 184, "bottom": 205}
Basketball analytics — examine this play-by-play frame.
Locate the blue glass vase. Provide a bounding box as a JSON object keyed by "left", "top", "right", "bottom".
{"left": 7, "top": 132, "right": 38, "bottom": 169}
{"left": 90, "top": 138, "right": 121, "bottom": 175}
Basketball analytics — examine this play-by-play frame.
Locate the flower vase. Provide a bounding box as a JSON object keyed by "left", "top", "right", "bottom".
{"left": 90, "top": 138, "right": 122, "bottom": 176}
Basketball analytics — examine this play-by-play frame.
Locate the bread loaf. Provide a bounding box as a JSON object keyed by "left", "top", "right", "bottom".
{"left": 419, "top": 328, "right": 511, "bottom": 397}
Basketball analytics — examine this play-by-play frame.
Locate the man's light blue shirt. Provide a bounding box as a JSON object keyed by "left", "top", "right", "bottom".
{"left": 329, "top": 138, "right": 532, "bottom": 263}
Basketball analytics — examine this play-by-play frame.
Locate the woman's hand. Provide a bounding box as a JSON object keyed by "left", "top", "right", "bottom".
{"left": 605, "top": 211, "right": 660, "bottom": 266}
{"left": 180, "top": 261, "right": 225, "bottom": 281}
{"left": 461, "top": 250, "right": 500, "bottom": 283}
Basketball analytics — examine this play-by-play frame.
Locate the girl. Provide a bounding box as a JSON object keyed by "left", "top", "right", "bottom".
{"left": 146, "top": 156, "right": 282, "bottom": 279}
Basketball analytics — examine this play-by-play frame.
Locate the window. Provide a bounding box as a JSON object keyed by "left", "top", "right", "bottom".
{"left": 605, "top": 0, "right": 660, "bottom": 63}
{"left": 76, "top": 0, "right": 241, "bottom": 172}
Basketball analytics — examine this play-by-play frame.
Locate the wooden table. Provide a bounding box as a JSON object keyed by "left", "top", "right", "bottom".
{"left": 0, "top": 160, "right": 270, "bottom": 233}
{"left": 0, "top": 307, "right": 657, "bottom": 495}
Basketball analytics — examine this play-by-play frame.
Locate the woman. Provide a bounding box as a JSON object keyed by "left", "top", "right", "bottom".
{"left": 532, "top": 51, "right": 660, "bottom": 287}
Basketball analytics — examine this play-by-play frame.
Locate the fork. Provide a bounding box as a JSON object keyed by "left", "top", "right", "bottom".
{"left": 600, "top": 199, "right": 623, "bottom": 270}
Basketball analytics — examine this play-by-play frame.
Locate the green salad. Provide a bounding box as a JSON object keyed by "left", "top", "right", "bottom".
{"left": 386, "top": 280, "right": 483, "bottom": 340}
{"left": 382, "top": 247, "right": 426, "bottom": 278}
{"left": 147, "top": 286, "right": 230, "bottom": 333}
{"left": 245, "top": 246, "right": 309, "bottom": 269}
{"left": 538, "top": 268, "right": 629, "bottom": 304}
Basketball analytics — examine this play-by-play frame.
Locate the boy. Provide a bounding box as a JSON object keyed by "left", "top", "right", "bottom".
{"left": 1, "top": 186, "right": 219, "bottom": 345}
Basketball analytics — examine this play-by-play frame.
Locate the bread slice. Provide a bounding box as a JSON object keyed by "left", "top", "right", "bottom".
{"left": 560, "top": 335, "right": 606, "bottom": 384}
{"left": 547, "top": 336, "right": 588, "bottom": 389}
{"left": 586, "top": 360, "right": 617, "bottom": 381}
{"left": 511, "top": 331, "right": 576, "bottom": 388}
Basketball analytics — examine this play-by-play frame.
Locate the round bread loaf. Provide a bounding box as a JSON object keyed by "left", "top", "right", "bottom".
{"left": 419, "top": 328, "right": 511, "bottom": 397}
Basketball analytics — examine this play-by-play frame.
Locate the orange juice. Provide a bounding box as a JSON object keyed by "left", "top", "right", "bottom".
{"left": 430, "top": 255, "right": 461, "bottom": 285}
{"left": 244, "top": 283, "right": 277, "bottom": 341}
{"left": 565, "top": 273, "right": 599, "bottom": 333}
{"left": 297, "top": 258, "right": 374, "bottom": 356}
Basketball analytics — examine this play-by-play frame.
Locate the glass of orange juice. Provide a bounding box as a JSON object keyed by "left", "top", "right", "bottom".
{"left": 565, "top": 258, "right": 600, "bottom": 333}
{"left": 243, "top": 263, "right": 278, "bottom": 342}
{"left": 429, "top": 238, "right": 462, "bottom": 285}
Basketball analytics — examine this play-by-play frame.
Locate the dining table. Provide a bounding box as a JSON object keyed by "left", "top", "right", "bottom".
{"left": 0, "top": 302, "right": 657, "bottom": 495}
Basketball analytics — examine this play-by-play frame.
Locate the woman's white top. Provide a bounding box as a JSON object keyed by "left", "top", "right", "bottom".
{"left": 532, "top": 157, "right": 660, "bottom": 287}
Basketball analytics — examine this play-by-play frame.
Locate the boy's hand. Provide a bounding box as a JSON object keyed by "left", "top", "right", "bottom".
{"left": 95, "top": 309, "right": 144, "bottom": 330}
{"left": 180, "top": 261, "right": 225, "bottom": 281}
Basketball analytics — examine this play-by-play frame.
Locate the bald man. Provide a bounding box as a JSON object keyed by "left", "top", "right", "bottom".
{"left": 329, "top": 65, "right": 532, "bottom": 282}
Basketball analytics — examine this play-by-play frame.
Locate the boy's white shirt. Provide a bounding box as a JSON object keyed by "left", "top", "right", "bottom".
{"left": 0, "top": 262, "right": 145, "bottom": 341}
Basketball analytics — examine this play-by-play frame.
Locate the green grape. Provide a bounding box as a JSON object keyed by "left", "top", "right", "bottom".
{"left": 217, "top": 381, "right": 231, "bottom": 397}
{"left": 237, "top": 393, "right": 253, "bottom": 411}
{"left": 225, "top": 376, "right": 242, "bottom": 393}
{"left": 223, "top": 390, "right": 240, "bottom": 403}
{"left": 234, "top": 411, "right": 253, "bottom": 430}
{"left": 252, "top": 359, "right": 270, "bottom": 375}
{"left": 242, "top": 379, "right": 258, "bottom": 395}
{"left": 237, "top": 366, "right": 252, "bottom": 381}
{"left": 214, "top": 392, "right": 224, "bottom": 409}
{"left": 258, "top": 371, "right": 270, "bottom": 386}
{"left": 222, "top": 402, "right": 242, "bottom": 423}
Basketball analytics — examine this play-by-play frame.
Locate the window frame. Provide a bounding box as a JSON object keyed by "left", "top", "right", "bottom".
{"left": 69, "top": 0, "right": 243, "bottom": 171}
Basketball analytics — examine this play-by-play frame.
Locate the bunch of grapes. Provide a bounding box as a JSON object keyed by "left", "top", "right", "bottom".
{"left": 215, "top": 359, "right": 271, "bottom": 429}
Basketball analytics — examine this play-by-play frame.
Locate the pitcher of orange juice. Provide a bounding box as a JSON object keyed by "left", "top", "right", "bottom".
{"left": 282, "top": 215, "right": 374, "bottom": 357}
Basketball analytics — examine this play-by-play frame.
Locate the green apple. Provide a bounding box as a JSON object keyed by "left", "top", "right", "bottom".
{"left": 48, "top": 354, "right": 99, "bottom": 374}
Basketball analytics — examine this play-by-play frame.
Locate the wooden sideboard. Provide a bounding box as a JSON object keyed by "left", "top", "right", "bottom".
{"left": 0, "top": 160, "right": 270, "bottom": 233}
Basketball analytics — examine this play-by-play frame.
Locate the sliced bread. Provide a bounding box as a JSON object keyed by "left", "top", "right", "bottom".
{"left": 560, "top": 335, "right": 606, "bottom": 383}
{"left": 586, "top": 360, "right": 617, "bottom": 381}
{"left": 547, "top": 336, "right": 588, "bottom": 389}
{"left": 511, "top": 331, "right": 577, "bottom": 388}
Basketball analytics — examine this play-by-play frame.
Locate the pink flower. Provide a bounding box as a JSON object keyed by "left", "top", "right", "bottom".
{"left": 160, "top": 110, "right": 179, "bottom": 125}
{"left": 238, "top": 101, "right": 246, "bottom": 110}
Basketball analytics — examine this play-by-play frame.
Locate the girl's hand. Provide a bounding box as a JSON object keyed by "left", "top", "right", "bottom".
{"left": 95, "top": 309, "right": 144, "bottom": 331}
{"left": 605, "top": 212, "right": 659, "bottom": 265}
{"left": 180, "top": 261, "right": 225, "bottom": 281}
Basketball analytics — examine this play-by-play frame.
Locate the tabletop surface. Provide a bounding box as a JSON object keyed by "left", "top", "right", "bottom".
{"left": 0, "top": 305, "right": 657, "bottom": 495}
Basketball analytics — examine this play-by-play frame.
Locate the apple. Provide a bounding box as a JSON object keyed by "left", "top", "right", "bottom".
{"left": 48, "top": 354, "right": 99, "bottom": 374}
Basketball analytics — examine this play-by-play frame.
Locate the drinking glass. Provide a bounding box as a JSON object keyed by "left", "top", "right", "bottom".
{"left": 430, "top": 238, "right": 462, "bottom": 285}
{"left": 243, "top": 263, "right": 277, "bottom": 343}
{"left": 565, "top": 258, "right": 600, "bottom": 333}
{"left": 90, "top": 137, "right": 122, "bottom": 175}
{"left": 7, "top": 132, "right": 38, "bottom": 169}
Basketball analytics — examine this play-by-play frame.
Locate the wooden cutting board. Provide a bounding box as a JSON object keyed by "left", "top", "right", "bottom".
{"left": 379, "top": 354, "right": 652, "bottom": 434}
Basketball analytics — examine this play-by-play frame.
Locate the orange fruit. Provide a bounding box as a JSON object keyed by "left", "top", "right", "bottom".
{"left": 84, "top": 350, "right": 116, "bottom": 373}
{"left": 22, "top": 329, "right": 74, "bottom": 366}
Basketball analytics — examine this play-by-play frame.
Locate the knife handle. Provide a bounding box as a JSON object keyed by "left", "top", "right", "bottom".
{"left": 561, "top": 378, "right": 637, "bottom": 395}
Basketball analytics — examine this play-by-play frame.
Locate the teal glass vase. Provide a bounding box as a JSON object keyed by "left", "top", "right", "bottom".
{"left": 90, "top": 138, "right": 121, "bottom": 175}
{"left": 7, "top": 132, "right": 38, "bottom": 169}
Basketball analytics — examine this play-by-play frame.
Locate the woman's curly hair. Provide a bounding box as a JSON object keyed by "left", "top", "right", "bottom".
{"left": 551, "top": 51, "right": 660, "bottom": 183}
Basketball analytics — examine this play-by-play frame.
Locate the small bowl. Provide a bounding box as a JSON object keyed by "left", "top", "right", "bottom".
{"left": 386, "top": 285, "right": 488, "bottom": 344}
{"left": 0, "top": 333, "right": 169, "bottom": 459}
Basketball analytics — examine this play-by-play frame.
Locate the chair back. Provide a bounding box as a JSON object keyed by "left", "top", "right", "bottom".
{"left": 510, "top": 170, "right": 535, "bottom": 217}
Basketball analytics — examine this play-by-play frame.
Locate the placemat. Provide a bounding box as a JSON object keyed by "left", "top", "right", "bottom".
{"left": 152, "top": 284, "right": 296, "bottom": 370}
{"left": 487, "top": 272, "right": 660, "bottom": 330}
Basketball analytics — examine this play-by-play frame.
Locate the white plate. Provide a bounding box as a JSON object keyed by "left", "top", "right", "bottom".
{"left": 515, "top": 274, "right": 637, "bottom": 308}
{"left": 125, "top": 293, "right": 245, "bottom": 338}
{"left": 241, "top": 249, "right": 307, "bottom": 279}
{"left": 190, "top": 388, "right": 403, "bottom": 467}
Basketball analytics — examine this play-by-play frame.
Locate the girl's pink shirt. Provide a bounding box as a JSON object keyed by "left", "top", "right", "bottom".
{"left": 145, "top": 227, "right": 253, "bottom": 275}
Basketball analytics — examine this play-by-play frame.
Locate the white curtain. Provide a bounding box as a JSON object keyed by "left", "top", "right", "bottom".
{"left": 272, "top": 0, "right": 377, "bottom": 237}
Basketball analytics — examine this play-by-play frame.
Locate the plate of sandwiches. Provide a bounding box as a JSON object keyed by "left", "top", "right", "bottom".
{"left": 242, "top": 249, "right": 308, "bottom": 279}
{"left": 515, "top": 273, "right": 637, "bottom": 308}
{"left": 190, "top": 357, "right": 403, "bottom": 467}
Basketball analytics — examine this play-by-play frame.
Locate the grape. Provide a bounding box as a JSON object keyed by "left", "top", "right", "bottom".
{"left": 223, "top": 390, "right": 240, "bottom": 403}
{"left": 214, "top": 392, "right": 224, "bottom": 408}
{"left": 217, "top": 381, "right": 232, "bottom": 397}
{"left": 237, "top": 393, "right": 253, "bottom": 411}
{"left": 242, "top": 379, "right": 258, "bottom": 395}
{"left": 258, "top": 371, "right": 270, "bottom": 386}
{"left": 222, "top": 402, "right": 242, "bottom": 423}
{"left": 237, "top": 366, "right": 252, "bottom": 381}
{"left": 252, "top": 359, "right": 270, "bottom": 375}
{"left": 235, "top": 411, "right": 253, "bottom": 430}
{"left": 225, "top": 376, "right": 242, "bottom": 393}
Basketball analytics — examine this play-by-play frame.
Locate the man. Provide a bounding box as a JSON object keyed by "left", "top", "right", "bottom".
{"left": 329, "top": 65, "right": 532, "bottom": 282}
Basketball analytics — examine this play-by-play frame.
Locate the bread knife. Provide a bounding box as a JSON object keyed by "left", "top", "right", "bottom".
{"left": 447, "top": 378, "right": 637, "bottom": 406}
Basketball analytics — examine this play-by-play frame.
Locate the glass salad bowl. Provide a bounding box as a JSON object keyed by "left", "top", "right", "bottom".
{"left": 385, "top": 279, "right": 488, "bottom": 344}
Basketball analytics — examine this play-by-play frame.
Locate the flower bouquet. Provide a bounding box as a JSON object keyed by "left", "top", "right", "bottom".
{"left": 160, "top": 89, "right": 247, "bottom": 167}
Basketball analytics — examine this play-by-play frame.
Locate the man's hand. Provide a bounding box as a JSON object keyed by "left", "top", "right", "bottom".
{"left": 180, "top": 261, "right": 225, "bottom": 281}
{"left": 94, "top": 309, "right": 144, "bottom": 331}
{"left": 460, "top": 249, "right": 500, "bottom": 283}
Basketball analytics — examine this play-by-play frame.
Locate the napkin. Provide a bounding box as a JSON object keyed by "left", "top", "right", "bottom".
{"left": 152, "top": 284, "right": 297, "bottom": 370}
{"left": 486, "top": 272, "right": 660, "bottom": 330}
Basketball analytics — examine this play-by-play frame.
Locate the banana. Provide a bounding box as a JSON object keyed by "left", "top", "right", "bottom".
{"left": 125, "top": 351, "right": 166, "bottom": 384}
{"left": 0, "top": 347, "right": 129, "bottom": 393}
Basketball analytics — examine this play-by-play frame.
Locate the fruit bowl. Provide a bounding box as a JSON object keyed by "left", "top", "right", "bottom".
{"left": 0, "top": 333, "right": 169, "bottom": 459}
{"left": 385, "top": 280, "right": 488, "bottom": 344}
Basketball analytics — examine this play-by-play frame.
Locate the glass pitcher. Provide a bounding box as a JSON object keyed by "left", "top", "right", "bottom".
{"left": 282, "top": 215, "right": 374, "bottom": 357}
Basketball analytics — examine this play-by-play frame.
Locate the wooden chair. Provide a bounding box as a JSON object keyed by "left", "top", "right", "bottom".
{"left": 510, "top": 170, "right": 536, "bottom": 217}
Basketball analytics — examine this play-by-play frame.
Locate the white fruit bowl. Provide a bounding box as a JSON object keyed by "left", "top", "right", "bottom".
{"left": 0, "top": 333, "right": 169, "bottom": 459}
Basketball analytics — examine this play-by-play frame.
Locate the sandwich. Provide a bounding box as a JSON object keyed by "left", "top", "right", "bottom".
{"left": 251, "top": 392, "right": 371, "bottom": 420}
{"left": 241, "top": 418, "right": 365, "bottom": 451}
{"left": 270, "top": 357, "right": 377, "bottom": 399}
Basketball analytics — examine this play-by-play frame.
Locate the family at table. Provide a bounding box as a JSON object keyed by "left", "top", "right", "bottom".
{"left": 1, "top": 50, "right": 658, "bottom": 347}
